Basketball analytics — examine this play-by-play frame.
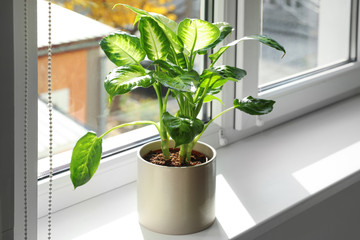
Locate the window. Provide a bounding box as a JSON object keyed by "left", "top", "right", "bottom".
{"left": 228, "top": 0, "right": 360, "bottom": 133}
{"left": 260, "top": 0, "right": 354, "bottom": 89}
{"left": 37, "top": 0, "right": 211, "bottom": 217}
{"left": 36, "top": 0, "right": 360, "bottom": 220}
{"left": 37, "top": 0, "right": 203, "bottom": 178}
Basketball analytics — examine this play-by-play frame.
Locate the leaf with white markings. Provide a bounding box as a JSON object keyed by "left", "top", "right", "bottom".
{"left": 234, "top": 96, "right": 275, "bottom": 115}
{"left": 241, "top": 35, "right": 286, "bottom": 57}
{"left": 200, "top": 69, "right": 236, "bottom": 90}
{"left": 139, "top": 17, "right": 170, "bottom": 61}
{"left": 100, "top": 32, "right": 146, "bottom": 66}
{"left": 178, "top": 18, "right": 220, "bottom": 56}
{"left": 153, "top": 71, "right": 200, "bottom": 92}
{"left": 104, "top": 65, "right": 154, "bottom": 98}
{"left": 162, "top": 112, "right": 204, "bottom": 147}
{"left": 117, "top": 4, "right": 183, "bottom": 52}
{"left": 197, "top": 22, "right": 233, "bottom": 54}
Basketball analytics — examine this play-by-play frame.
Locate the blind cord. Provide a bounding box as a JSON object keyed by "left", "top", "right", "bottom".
{"left": 47, "top": 0, "right": 53, "bottom": 239}
{"left": 23, "top": 0, "right": 28, "bottom": 239}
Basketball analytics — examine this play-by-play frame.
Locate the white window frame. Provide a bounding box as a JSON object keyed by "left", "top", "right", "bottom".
{"left": 36, "top": 0, "right": 360, "bottom": 223}
{"left": 211, "top": 0, "right": 360, "bottom": 143}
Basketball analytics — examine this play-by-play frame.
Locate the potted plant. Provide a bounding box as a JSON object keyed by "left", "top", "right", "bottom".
{"left": 70, "top": 3, "right": 285, "bottom": 235}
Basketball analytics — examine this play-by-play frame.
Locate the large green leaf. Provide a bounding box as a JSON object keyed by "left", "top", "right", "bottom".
{"left": 150, "top": 12, "right": 178, "bottom": 33}
{"left": 177, "top": 18, "right": 220, "bottom": 56}
{"left": 162, "top": 112, "right": 204, "bottom": 147}
{"left": 100, "top": 32, "right": 146, "bottom": 66}
{"left": 197, "top": 22, "right": 233, "bottom": 55}
{"left": 70, "top": 132, "right": 102, "bottom": 189}
{"left": 153, "top": 70, "right": 200, "bottom": 92}
{"left": 138, "top": 17, "right": 170, "bottom": 61}
{"left": 209, "top": 39, "right": 241, "bottom": 64}
{"left": 234, "top": 96, "right": 275, "bottom": 115}
{"left": 211, "top": 65, "right": 247, "bottom": 81}
{"left": 167, "top": 51, "right": 187, "bottom": 69}
{"left": 242, "top": 35, "right": 286, "bottom": 57}
{"left": 117, "top": 4, "right": 183, "bottom": 52}
{"left": 200, "top": 69, "right": 236, "bottom": 89}
{"left": 152, "top": 59, "right": 184, "bottom": 77}
{"left": 104, "top": 65, "right": 154, "bottom": 98}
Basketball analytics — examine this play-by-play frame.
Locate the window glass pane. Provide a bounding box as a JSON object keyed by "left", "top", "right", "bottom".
{"left": 259, "top": 0, "right": 352, "bottom": 88}
{"left": 37, "top": 0, "right": 201, "bottom": 161}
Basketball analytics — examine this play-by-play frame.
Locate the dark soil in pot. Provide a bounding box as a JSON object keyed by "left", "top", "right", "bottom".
{"left": 144, "top": 148, "right": 208, "bottom": 167}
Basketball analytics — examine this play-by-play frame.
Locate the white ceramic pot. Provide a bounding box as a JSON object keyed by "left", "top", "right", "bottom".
{"left": 137, "top": 140, "right": 216, "bottom": 235}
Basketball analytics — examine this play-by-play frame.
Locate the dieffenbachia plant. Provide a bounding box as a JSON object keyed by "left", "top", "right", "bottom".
{"left": 70, "top": 4, "right": 286, "bottom": 189}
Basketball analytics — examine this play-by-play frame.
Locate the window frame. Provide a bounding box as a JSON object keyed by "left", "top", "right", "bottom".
{"left": 214, "top": 0, "right": 360, "bottom": 143}
{"left": 37, "top": 0, "right": 360, "bottom": 219}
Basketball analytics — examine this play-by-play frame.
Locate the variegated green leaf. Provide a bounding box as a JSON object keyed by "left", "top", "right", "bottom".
{"left": 178, "top": 18, "right": 220, "bottom": 56}
{"left": 139, "top": 17, "right": 170, "bottom": 61}
{"left": 211, "top": 65, "right": 247, "bottom": 81}
{"left": 70, "top": 132, "right": 102, "bottom": 189}
{"left": 152, "top": 59, "right": 184, "bottom": 76}
{"left": 241, "top": 35, "right": 286, "bottom": 57}
{"left": 153, "top": 70, "right": 200, "bottom": 92}
{"left": 117, "top": 4, "right": 183, "bottom": 52}
{"left": 162, "top": 112, "right": 204, "bottom": 147}
{"left": 200, "top": 69, "right": 236, "bottom": 89}
{"left": 197, "top": 22, "right": 234, "bottom": 54}
{"left": 234, "top": 96, "right": 275, "bottom": 115}
{"left": 100, "top": 32, "right": 146, "bottom": 66}
{"left": 104, "top": 65, "right": 154, "bottom": 98}
{"left": 167, "top": 52, "right": 187, "bottom": 69}
{"left": 150, "top": 12, "right": 178, "bottom": 33}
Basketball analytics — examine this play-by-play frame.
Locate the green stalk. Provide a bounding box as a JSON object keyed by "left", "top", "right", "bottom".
{"left": 179, "top": 144, "right": 188, "bottom": 164}
{"left": 99, "top": 121, "right": 160, "bottom": 139}
{"left": 179, "top": 93, "right": 186, "bottom": 115}
{"left": 162, "top": 89, "right": 171, "bottom": 113}
{"left": 186, "top": 141, "right": 194, "bottom": 162}
{"left": 194, "top": 76, "right": 212, "bottom": 117}
{"left": 193, "top": 106, "right": 235, "bottom": 144}
{"left": 154, "top": 83, "right": 170, "bottom": 159}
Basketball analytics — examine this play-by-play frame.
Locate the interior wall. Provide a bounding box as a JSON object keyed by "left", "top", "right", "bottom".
{"left": 0, "top": 0, "right": 15, "bottom": 239}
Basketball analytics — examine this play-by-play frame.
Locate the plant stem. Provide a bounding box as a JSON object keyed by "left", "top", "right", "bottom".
{"left": 179, "top": 144, "right": 188, "bottom": 164}
{"left": 194, "top": 77, "right": 212, "bottom": 117}
{"left": 99, "top": 121, "right": 160, "bottom": 139}
{"left": 153, "top": 83, "right": 170, "bottom": 159}
{"left": 163, "top": 89, "right": 171, "bottom": 113}
{"left": 186, "top": 141, "right": 194, "bottom": 162}
{"left": 193, "top": 106, "right": 235, "bottom": 144}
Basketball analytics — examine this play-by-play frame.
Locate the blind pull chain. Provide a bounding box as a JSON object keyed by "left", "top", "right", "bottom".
{"left": 23, "top": 0, "right": 29, "bottom": 239}
{"left": 47, "top": 0, "right": 53, "bottom": 239}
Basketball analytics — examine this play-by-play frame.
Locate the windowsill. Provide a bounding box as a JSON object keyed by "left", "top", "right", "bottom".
{"left": 38, "top": 94, "right": 360, "bottom": 239}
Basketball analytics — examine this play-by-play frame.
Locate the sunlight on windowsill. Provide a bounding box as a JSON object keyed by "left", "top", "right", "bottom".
{"left": 293, "top": 141, "right": 360, "bottom": 194}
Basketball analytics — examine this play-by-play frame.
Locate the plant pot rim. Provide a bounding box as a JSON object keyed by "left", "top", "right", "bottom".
{"left": 137, "top": 140, "right": 217, "bottom": 169}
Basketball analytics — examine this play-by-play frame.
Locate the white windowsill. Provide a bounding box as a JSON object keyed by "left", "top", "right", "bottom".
{"left": 38, "top": 94, "right": 360, "bottom": 240}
